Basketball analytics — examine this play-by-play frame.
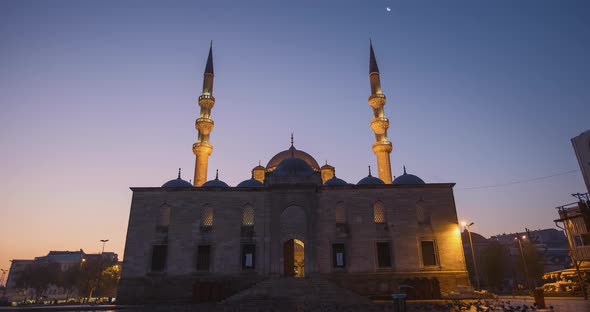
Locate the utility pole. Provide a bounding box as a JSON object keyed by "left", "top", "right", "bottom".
{"left": 515, "top": 235, "right": 531, "bottom": 290}
{"left": 462, "top": 221, "right": 480, "bottom": 290}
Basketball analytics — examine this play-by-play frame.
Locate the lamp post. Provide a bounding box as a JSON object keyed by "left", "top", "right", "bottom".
{"left": 515, "top": 234, "right": 531, "bottom": 290}
{"left": 100, "top": 239, "right": 109, "bottom": 254}
{"left": 0, "top": 269, "right": 7, "bottom": 287}
{"left": 462, "top": 221, "right": 480, "bottom": 290}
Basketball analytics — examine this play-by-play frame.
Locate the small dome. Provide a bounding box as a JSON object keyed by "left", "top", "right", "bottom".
{"left": 320, "top": 163, "right": 334, "bottom": 170}
{"left": 237, "top": 178, "right": 264, "bottom": 188}
{"left": 202, "top": 170, "right": 230, "bottom": 188}
{"left": 357, "top": 166, "right": 385, "bottom": 185}
{"left": 357, "top": 175, "right": 385, "bottom": 185}
{"left": 162, "top": 178, "right": 193, "bottom": 188}
{"left": 324, "top": 176, "right": 348, "bottom": 186}
{"left": 162, "top": 168, "right": 193, "bottom": 188}
{"left": 392, "top": 166, "right": 425, "bottom": 185}
{"left": 273, "top": 157, "right": 315, "bottom": 177}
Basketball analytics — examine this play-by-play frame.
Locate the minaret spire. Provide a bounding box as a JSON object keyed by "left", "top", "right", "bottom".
{"left": 367, "top": 40, "right": 393, "bottom": 183}
{"left": 193, "top": 42, "right": 216, "bottom": 186}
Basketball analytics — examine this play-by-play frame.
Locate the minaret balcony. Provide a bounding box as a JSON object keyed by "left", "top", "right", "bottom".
{"left": 193, "top": 141, "right": 213, "bottom": 156}
{"left": 372, "top": 140, "right": 393, "bottom": 154}
{"left": 196, "top": 118, "right": 215, "bottom": 135}
{"left": 368, "top": 93, "right": 386, "bottom": 109}
{"left": 198, "top": 94, "right": 215, "bottom": 109}
{"left": 370, "top": 117, "right": 389, "bottom": 135}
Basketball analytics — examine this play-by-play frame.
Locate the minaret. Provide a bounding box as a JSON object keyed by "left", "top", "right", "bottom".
{"left": 368, "top": 40, "right": 393, "bottom": 184}
{"left": 193, "top": 42, "right": 216, "bottom": 187}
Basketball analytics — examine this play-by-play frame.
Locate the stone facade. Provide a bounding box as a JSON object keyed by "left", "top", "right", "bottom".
{"left": 118, "top": 177, "right": 468, "bottom": 303}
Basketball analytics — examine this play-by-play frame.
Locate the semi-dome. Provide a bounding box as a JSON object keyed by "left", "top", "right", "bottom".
{"left": 162, "top": 169, "right": 193, "bottom": 188}
{"left": 273, "top": 157, "right": 315, "bottom": 177}
{"left": 357, "top": 166, "right": 385, "bottom": 185}
{"left": 324, "top": 176, "right": 348, "bottom": 186}
{"left": 266, "top": 139, "right": 320, "bottom": 172}
{"left": 202, "top": 170, "right": 229, "bottom": 188}
{"left": 236, "top": 177, "right": 265, "bottom": 188}
{"left": 392, "top": 166, "right": 425, "bottom": 185}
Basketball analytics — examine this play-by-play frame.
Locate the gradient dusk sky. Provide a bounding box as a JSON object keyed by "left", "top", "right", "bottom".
{"left": 1, "top": 1, "right": 589, "bottom": 275}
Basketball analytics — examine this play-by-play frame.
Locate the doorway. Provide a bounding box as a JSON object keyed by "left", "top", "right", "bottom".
{"left": 283, "top": 239, "right": 304, "bottom": 277}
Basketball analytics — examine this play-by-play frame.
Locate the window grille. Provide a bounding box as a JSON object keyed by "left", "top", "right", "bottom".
{"left": 157, "top": 205, "right": 171, "bottom": 227}
{"left": 201, "top": 206, "right": 213, "bottom": 228}
{"left": 242, "top": 205, "right": 255, "bottom": 226}
{"left": 374, "top": 201, "right": 385, "bottom": 224}
{"left": 335, "top": 202, "right": 346, "bottom": 224}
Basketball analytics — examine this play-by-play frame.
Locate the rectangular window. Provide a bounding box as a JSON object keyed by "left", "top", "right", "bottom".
{"left": 151, "top": 245, "right": 167, "bottom": 272}
{"left": 376, "top": 242, "right": 391, "bottom": 267}
{"left": 421, "top": 241, "right": 438, "bottom": 266}
{"left": 196, "top": 245, "right": 211, "bottom": 271}
{"left": 242, "top": 244, "right": 256, "bottom": 269}
{"left": 332, "top": 243, "right": 346, "bottom": 268}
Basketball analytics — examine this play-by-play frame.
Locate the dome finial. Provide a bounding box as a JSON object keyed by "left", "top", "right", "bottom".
{"left": 258, "top": 160, "right": 261, "bottom": 166}
{"left": 215, "top": 169, "right": 219, "bottom": 180}
{"left": 290, "top": 132, "right": 294, "bottom": 147}
{"left": 178, "top": 168, "right": 182, "bottom": 179}
{"left": 368, "top": 165, "right": 372, "bottom": 176}
{"left": 403, "top": 165, "right": 407, "bottom": 175}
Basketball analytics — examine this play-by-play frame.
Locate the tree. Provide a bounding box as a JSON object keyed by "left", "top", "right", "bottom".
{"left": 56, "top": 266, "right": 82, "bottom": 302}
{"left": 95, "top": 264, "right": 121, "bottom": 298}
{"left": 75, "top": 257, "right": 118, "bottom": 301}
{"left": 520, "top": 242, "right": 545, "bottom": 287}
{"left": 13, "top": 262, "right": 61, "bottom": 303}
{"left": 479, "top": 242, "right": 507, "bottom": 291}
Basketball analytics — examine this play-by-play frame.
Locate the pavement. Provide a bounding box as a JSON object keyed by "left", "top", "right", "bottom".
{"left": 497, "top": 295, "right": 590, "bottom": 312}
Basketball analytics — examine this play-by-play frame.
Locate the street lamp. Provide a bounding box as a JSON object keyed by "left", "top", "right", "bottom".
{"left": 100, "top": 239, "right": 109, "bottom": 254}
{"left": 0, "top": 269, "right": 7, "bottom": 287}
{"left": 515, "top": 235, "right": 531, "bottom": 290}
{"left": 461, "top": 221, "right": 481, "bottom": 290}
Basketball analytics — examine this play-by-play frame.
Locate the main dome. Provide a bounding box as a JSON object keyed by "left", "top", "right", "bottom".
{"left": 266, "top": 145, "right": 320, "bottom": 172}
{"left": 273, "top": 157, "right": 315, "bottom": 177}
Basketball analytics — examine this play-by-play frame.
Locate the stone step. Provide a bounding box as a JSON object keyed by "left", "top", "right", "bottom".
{"left": 221, "top": 276, "right": 371, "bottom": 306}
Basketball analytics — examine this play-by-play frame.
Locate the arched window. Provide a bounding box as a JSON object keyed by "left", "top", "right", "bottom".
{"left": 157, "top": 204, "right": 171, "bottom": 228}
{"left": 335, "top": 202, "right": 346, "bottom": 224}
{"left": 416, "top": 199, "right": 430, "bottom": 224}
{"left": 242, "top": 204, "right": 255, "bottom": 226}
{"left": 200, "top": 205, "right": 213, "bottom": 229}
{"left": 373, "top": 201, "right": 385, "bottom": 224}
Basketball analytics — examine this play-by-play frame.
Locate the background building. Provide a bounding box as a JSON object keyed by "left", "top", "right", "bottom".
{"left": 5, "top": 250, "right": 119, "bottom": 303}
{"left": 572, "top": 130, "right": 590, "bottom": 194}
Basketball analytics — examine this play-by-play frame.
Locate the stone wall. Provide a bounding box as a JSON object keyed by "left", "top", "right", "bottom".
{"left": 118, "top": 184, "right": 468, "bottom": 303}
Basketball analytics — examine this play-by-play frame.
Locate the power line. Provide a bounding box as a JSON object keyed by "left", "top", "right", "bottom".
{"left": 456, "top": 169, "right": 580, "bottom": 191}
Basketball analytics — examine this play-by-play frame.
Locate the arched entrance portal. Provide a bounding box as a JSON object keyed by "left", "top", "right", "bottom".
{"left": 283, "top": 239, "right": 304, "bottom": 277}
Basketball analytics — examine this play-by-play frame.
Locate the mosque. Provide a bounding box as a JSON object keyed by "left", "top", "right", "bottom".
{"left": 117, "top": 43, "right": 469, "bottom": 303}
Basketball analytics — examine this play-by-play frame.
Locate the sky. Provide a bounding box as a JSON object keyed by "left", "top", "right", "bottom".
{"left": 1, "top": 1, "right": 589, "bottom": 278}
